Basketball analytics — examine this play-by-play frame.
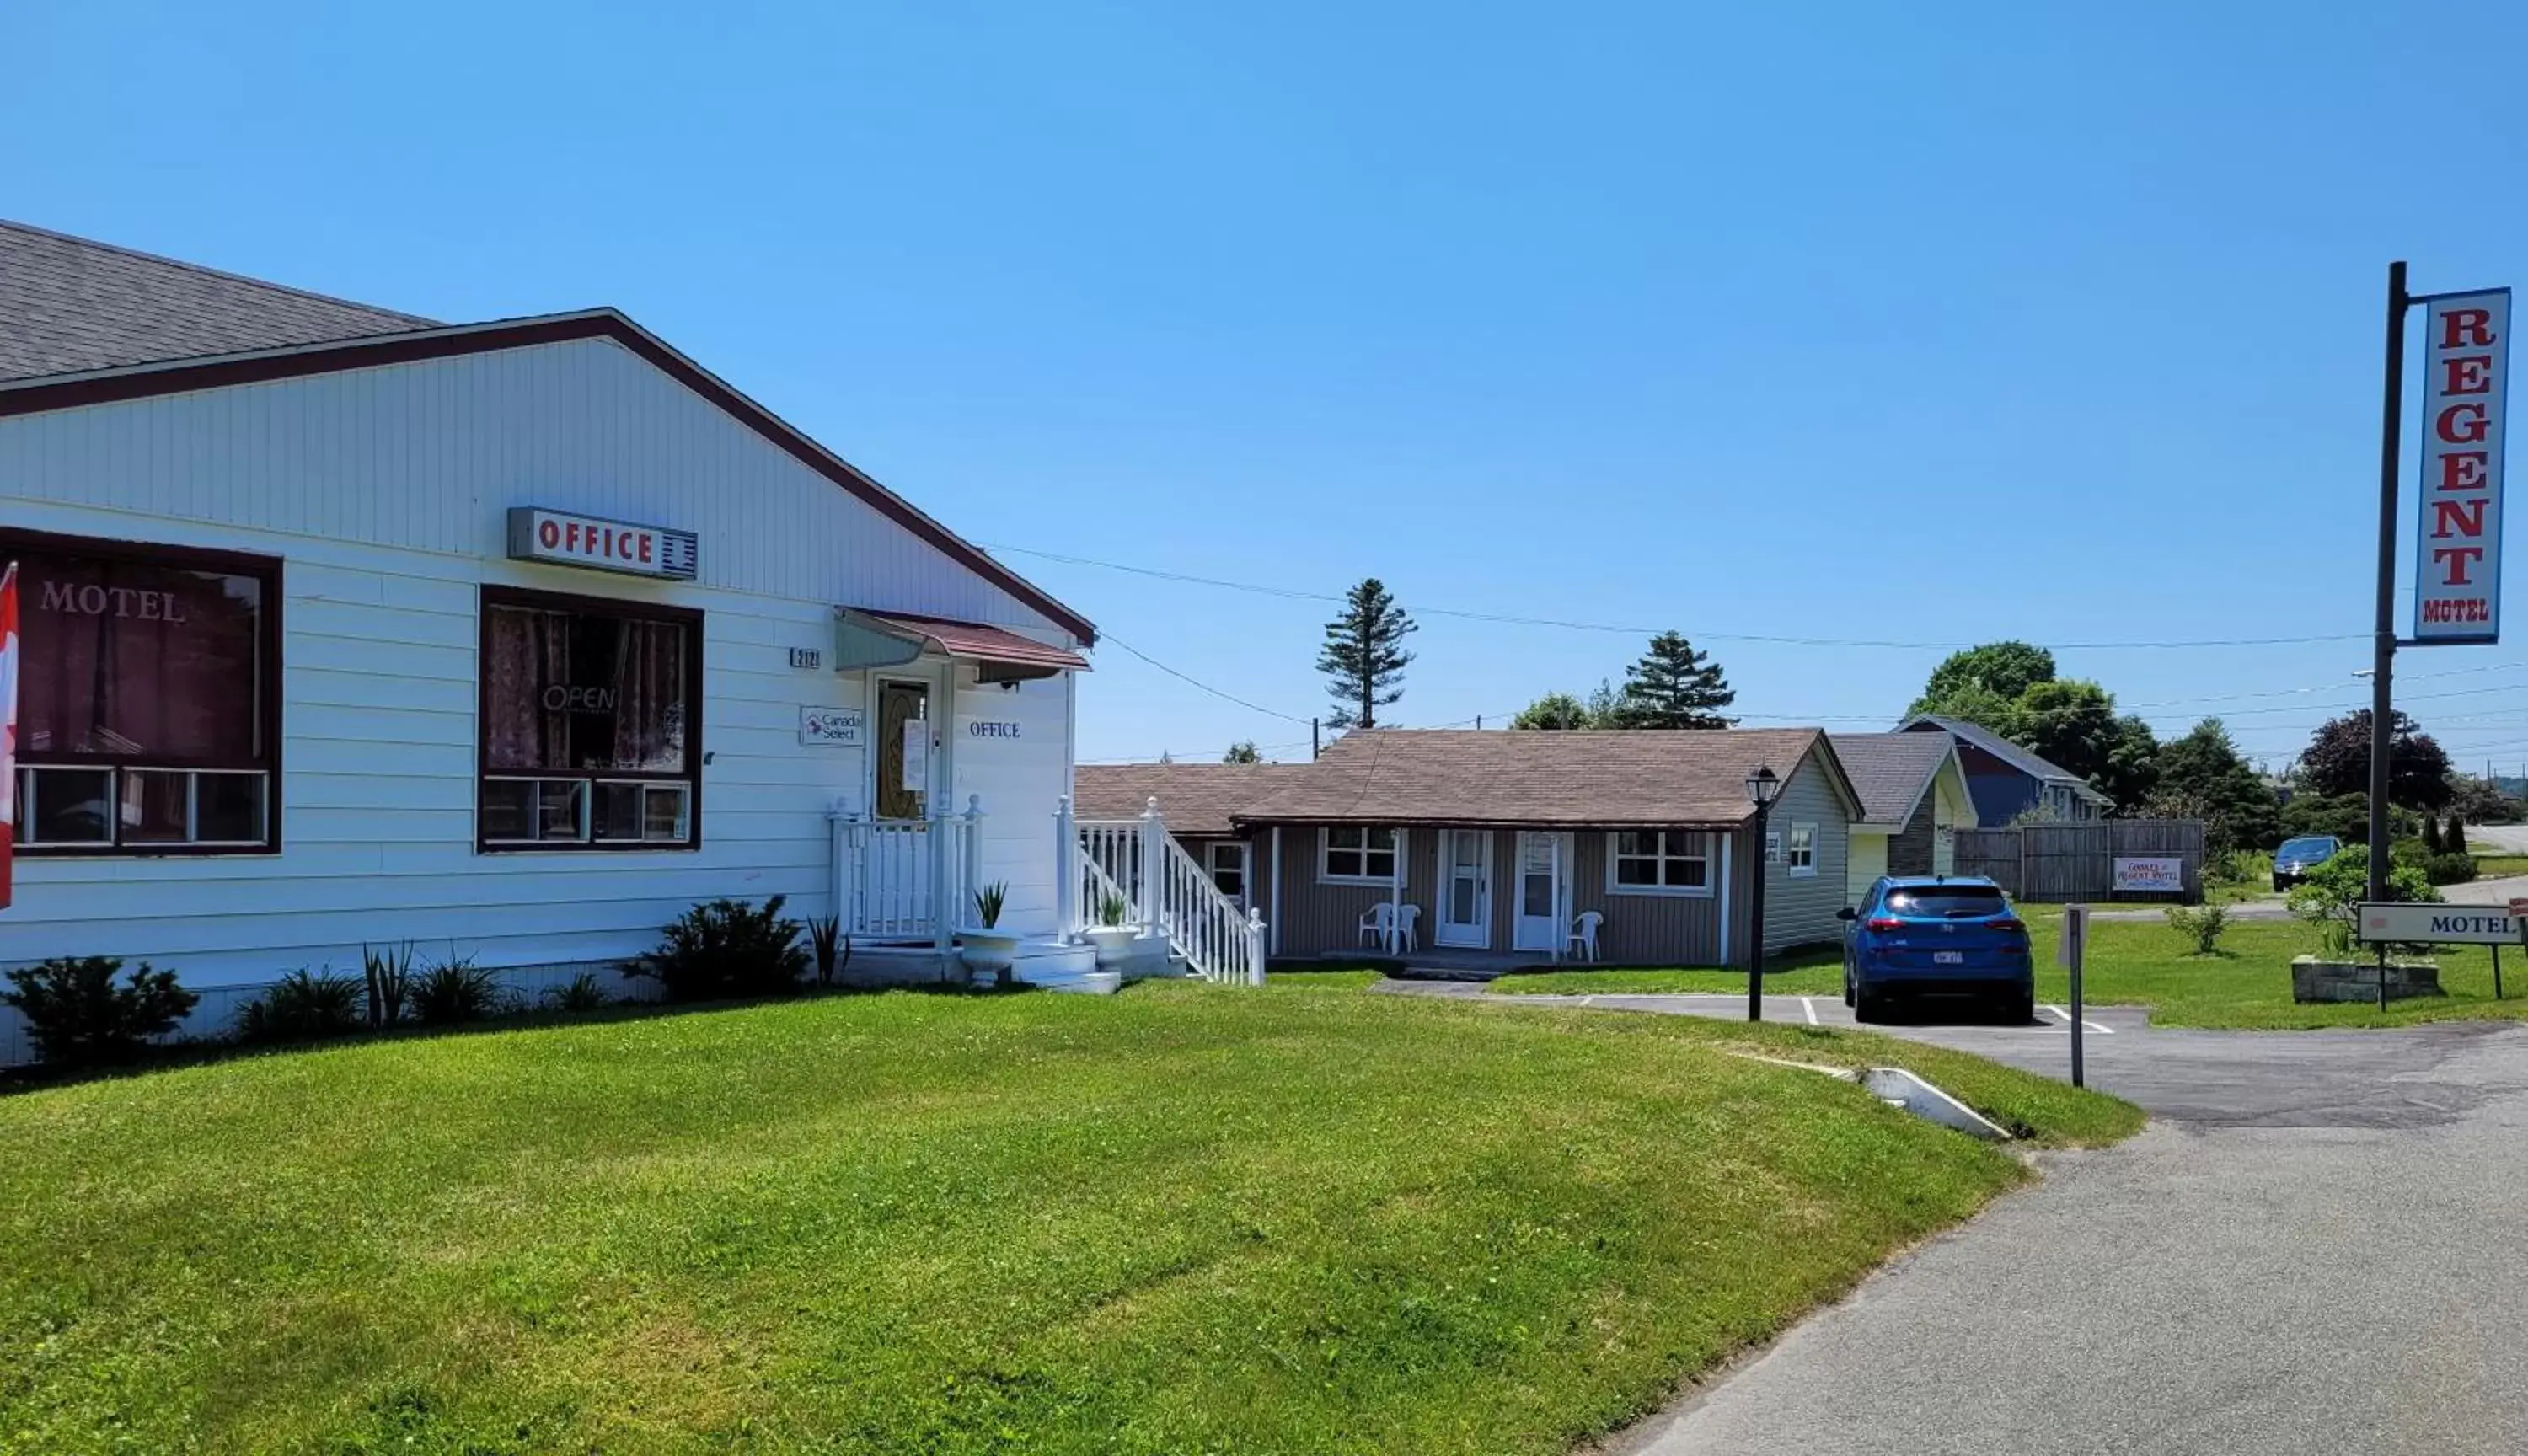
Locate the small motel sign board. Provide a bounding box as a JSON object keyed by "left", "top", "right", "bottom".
{"left": 2355, "top": 902, "right": 2523, "bottom": 945}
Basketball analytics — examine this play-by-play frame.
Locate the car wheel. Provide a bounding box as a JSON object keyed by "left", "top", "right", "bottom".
{"left": 1855, "top": 986, "right": 1884, "bottom": 1024}
{"left": 1842, "top": 970, "right": 1856, "bottom": 1008}
{"left": 2272, "top": 876, "right": 2287, "bottom": 892}
{"left": 2009, "top": 990, "right": 2036, "bottom": 1025}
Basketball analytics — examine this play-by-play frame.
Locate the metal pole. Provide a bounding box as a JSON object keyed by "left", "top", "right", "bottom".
{"left": 1311, "top": 717, "right": 1320, "bottom": 762}
{"left": 2494, "top": 942, "right": 2504, "bottom": 1001}
{"left": 2070, "top": 945, "right": 2085, "bottom": 1089}
{"left": 2368, "top": 260, "right": 2411, "bottom": 904}
{"left": 1747, "top": 806, "right": 1770, "bottom": 1022}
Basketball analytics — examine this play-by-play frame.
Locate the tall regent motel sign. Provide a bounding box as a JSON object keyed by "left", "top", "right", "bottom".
{"left": 2413, "top": 290, "right": 2510, "bottom": 644}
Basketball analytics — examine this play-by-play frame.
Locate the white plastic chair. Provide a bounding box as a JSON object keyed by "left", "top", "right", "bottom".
{"left": 1393, "top": 903, "right": 1422, "bottom": 955}
{"left": 1567, "top": 911, "right": 1603, "bottom": 962}
{"left": 1358, "top": 902, "right": 1395, "bottom": 948}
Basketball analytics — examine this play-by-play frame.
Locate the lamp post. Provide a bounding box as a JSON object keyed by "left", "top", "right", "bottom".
{"left": 1745, "top": 764, "right": 1782, "bottom": 1022}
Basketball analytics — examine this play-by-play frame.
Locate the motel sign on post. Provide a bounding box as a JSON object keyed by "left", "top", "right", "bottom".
{"left": 2413, "top": 290, "right": 2510, "bottom": 645}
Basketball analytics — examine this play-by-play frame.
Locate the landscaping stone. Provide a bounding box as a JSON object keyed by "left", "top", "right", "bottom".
{"left": 2291, "top": 956, "right": 2444, "bottom": 1004}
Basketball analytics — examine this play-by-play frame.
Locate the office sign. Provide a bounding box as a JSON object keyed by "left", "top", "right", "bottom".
{"left": 798, "top": 707, "right": 864, "bottom": 747}
{"left": 2111, "top": 856, "right": 2184, "bottom": 893}
{"left": 507, "top": 507, "right": 700, "bottom": 581}
{"left": 2356, "top": 902, "right": 2521, "bottom": 945}
{"left": 2413, "top": 289, "right": 2510, "bottom": 644}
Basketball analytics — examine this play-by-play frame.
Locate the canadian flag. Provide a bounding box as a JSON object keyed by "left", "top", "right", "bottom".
{"left": 1, "top": 561, "right": 16, "bottom": 910}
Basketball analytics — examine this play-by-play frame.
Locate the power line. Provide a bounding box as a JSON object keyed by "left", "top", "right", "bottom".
{"left": 996, "top": 543, "right": 2368, "bottom": 651}
{"left": 1095, "top": 629, "right": 1314, "bottom": 725}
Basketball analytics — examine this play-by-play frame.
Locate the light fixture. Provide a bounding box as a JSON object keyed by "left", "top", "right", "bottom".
{"left": 1744, "top": 764, "right": 1781, "bottom": 808}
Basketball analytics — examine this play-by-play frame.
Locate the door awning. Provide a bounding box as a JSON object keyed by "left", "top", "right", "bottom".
{"left": 836, "top": 608, "right": 1090, "bottom": 682}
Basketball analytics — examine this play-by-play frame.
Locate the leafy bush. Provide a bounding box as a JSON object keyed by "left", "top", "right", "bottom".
{"left": 235, "top": 969, "right": 367, "bottom": 1044}
{"left": 2423, "top": 851, "right": 2478, "bottom": 886}
{"left": 2163, "top": 902, "right": 2231, "bottom": 956}
{"left": 623, "top": 897, "right": 808, "bottom": 1003}
{"left": 2277, "top": 792, "right": 2420, "bottom": 848}
{"left": 410, "top": 956, "right": 504, "bottom": 1025}
{"left": 2206, "top": 849, "right": 2271, "bottom": 888}
{"left": 541, "top": 972, "right": 613, "bottom": 1013}
{"left": 808, "top": 914, "right": 851, "bottom": 988}
{"left": 0, "top": 956, "right": 198, "bottom": 1069}
{"left": 362, "top": 942, "right": 416, "bottom": 1029}
{"left": 2287, "top": 846, "right": 2440, "bottom": 956}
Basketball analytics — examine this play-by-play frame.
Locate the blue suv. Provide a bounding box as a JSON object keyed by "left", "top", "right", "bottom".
{"left": 1837, "top": 875, "right": 2034, "bottom": 1024}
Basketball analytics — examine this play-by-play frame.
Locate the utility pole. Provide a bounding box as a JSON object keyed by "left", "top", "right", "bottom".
{"left": 1310, "top": 717, "right": 1320, "bottom": 762}
{"left": 2367, "top": 260, "right": 2409, "bottom": 905}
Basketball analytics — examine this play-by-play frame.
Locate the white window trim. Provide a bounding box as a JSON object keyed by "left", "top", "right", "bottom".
{"left": 1786, "top": 822, "right": 1818, "bottom": 878}
{"left": 1318, "top": 826, "right": 1406, "bottom": 886}
{"left": 1206, "top": 839, "right": 1248, "bottom": 900}
{"left": 1603, "top": 829, "right": 1715, "bottom": 898}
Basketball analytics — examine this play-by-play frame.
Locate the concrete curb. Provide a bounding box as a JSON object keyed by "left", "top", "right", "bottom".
{"left": 1861, "top": 1067, "right": 2013, "bottom": 1141}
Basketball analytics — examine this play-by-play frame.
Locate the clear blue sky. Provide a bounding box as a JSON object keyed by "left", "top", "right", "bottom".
{"left": 10, "top": 2, "right": 2526, "bottom": 773}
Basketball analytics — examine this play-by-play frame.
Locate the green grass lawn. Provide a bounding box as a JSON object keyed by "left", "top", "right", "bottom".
{"left": 1486, "top": 908, "right": 2528, "bottom": 1030}
{"left": 2469, "top": 853, "right": 2528, "bottom": 879}
{"left": 0, "top": 982, "right": 2134, "bottom": 1455}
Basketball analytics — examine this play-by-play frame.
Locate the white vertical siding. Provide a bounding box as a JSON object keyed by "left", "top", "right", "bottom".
{"left": 0, "top": 339, "right": 1084, "bottom": 1057}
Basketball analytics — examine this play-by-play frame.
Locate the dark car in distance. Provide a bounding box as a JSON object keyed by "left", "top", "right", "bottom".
{"left": 2272, "top": 835, "right": 2343, "bottom": 892}
{"left": 1838, "top": 875, "right": 2035, "bottom": 1024}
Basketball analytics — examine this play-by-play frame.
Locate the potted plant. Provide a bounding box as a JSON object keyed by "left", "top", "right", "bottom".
{"left": 959, "top": 881, "right": 1021, "bottom": 986}
{"left": 1083, "top": 890, "right": 1139, "bottom": 968}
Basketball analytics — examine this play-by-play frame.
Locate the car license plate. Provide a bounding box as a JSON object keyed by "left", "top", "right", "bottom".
{"left": 1933, "top": 951, "right": 1964, "bottom": 965}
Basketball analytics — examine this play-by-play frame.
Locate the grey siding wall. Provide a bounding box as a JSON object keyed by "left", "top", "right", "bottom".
{"left": 1729, "top": 749, "right": 1853, "bottom": 959}
{"left": 1888, "top": 795, "right": 1937, "bottom": 876}
{"left": 1268, "top": 827, "right": 1441, "bottom": 957}
{"left": 1575, "top": 832, "right": 1725, "bottom": 965}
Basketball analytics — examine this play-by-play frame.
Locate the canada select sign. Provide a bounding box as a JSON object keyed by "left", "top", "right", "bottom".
{"left": 2413, "top": 289, "right": 2511, "bottom": 644}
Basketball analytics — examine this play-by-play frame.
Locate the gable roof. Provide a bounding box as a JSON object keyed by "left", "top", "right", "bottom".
{"left": 1899, "top": 715, "right": 2110, "bottom": 803}
{"left": 1828, "top": 732, "right": 1963, "bottom": 827}
{"left": 1229, "top": 728, "right": 1860, "bottom": 828}
{"left": 0, "top": 222, "right": 1094, "bottom": 645}
{"left": 0, "top": 219, "right": 436, "bottom": 382}
{"left": 1074, "top": 763, "right": 1315, "bottom": 838}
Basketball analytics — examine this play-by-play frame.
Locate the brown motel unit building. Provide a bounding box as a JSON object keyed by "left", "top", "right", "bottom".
{"left": 1078, "top": 729, "right": 1864, "bottom": 971}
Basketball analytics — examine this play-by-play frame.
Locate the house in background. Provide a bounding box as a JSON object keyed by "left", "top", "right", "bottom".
{"left": 1072, "top": 762, "right": 1314, "bottom": 912}
{"left": 1829, "top": 733, "right": 1977, "bottom": 902}
{"left": 1898, "top": 715, "right": 2110, "bottom": 827}
{"left": 1191, "top": 728, "right": 1863, "bottom": 968}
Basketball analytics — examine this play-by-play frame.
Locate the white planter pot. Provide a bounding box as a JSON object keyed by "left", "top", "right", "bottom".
{"left": 1082, "top": 925, "right": 1139, "bottom": 968}
{"left": 959, "top": 928, "right": 1022, "bottom": 985}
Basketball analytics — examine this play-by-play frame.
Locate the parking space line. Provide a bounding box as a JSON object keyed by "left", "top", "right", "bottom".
{"left": 1801, "top": 997, "right": 1819, "bottom": 1025}
{"left": 2043, "top": 1004, "right": 2115, "bottom": 1034}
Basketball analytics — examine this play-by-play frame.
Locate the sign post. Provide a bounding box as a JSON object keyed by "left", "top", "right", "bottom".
{"left": 2058, "top": 904, "right": 2089, "bottom": 1088}
{"left": 2367, "top": 265, "right": 2510, "bottom": 906}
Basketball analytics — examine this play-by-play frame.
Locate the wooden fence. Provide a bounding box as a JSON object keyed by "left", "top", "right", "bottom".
{"left": 1951, "top": 820, "right": 2208, "bottom": 902}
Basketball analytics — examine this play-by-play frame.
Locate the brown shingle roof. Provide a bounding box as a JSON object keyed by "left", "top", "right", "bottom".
{"left": 1827, "top": 732, "right": 1957, "bottom": 826}
{"left": 1230, "top": 729, "right": 1849, "bottom": 828}
{"left": 1074, "top": 763, "right": 1315, "bottom": 838}
{"left": 0, "top": 219, "right": 435, "bottom": 382}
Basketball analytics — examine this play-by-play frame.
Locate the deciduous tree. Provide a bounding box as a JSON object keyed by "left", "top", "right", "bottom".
{"left": 2298, "top": 710, "right": 2453, "bottom": 811}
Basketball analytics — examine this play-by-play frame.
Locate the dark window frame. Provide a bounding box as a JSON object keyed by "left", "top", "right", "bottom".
{"left": 1, "top": 526, "right": 284, "bottom": 858}
{"left": 476, "top": 583, "right": 705, "bottom": 854}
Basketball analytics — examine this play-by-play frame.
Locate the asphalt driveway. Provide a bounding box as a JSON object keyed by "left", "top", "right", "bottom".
{"left": 1374, "top": 982, "right": 2528, "bottom": 1453}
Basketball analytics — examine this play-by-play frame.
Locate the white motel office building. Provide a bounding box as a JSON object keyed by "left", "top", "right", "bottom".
{"left": 0, "top": 221, "right": 1106, "bottom": 1057}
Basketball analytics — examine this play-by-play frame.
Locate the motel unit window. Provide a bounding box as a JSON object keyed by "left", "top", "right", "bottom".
{"left": 4, "top": 530, "right": 279, "bottom": 854}
{"left": 1207, "top": 841, "right": 1247, "bottom": 901}
{"left": 1786, "top": 822, "right": 1818, "bottom": 875}
{"left": 1608, "top": 830, "right": 1710, "bottom": 895}
{"left": 1320, "top": 826, "right": 1400, "bottom": 883}
{"left": 479, "top": 586, "right": 702, "bottom": 851}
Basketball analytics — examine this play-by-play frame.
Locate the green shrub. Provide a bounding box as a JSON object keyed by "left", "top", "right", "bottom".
{"left": 2163, "top": 902, "right": 2231, "bottom": 956}
{"left": 1, "top": 956, "right": 198, "bottom": 1069}
{"left": 235, "top": 969, "right": 366, "bottom": 1044}
{"left": 2207, "top": 849, "right": 2272, "bottom": 888}
{"left": 807, "top": 914, "right": 850, "bottom": 988}
{"left": 410, "top": 956, "right": 504, "bottom": 1025}
{"left": 2288, "top": 846, "right": 2440, "bottom": 956}
{"left": 540, "top": 972, "right": 612, "bottom": 1013}
{"left": 2424, "top": 851, "right": 2478, "bottom": 886}
{"left": 362, "top": 942, "right": 416, "bottom": 1028}
{"left": 623, "top": 897, "right": 808, "bottom": 1003}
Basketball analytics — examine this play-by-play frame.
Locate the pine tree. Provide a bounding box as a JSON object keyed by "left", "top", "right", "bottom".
{"left": 1223, "top": 741, "right": 1261, "bottom": 763}
{"left": 1609, "top": 632, "right": 1736, "bottom": 730}
{"left": 1317, "top": 578, "right": 1417, "bottom": 729}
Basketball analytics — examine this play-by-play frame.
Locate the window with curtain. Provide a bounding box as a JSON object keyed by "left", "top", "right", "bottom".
{"left": 479, "top": 587, "right": 700, "bottom": 849}
{"left": 6, "top": 530, "right": 278, "bottom": 853}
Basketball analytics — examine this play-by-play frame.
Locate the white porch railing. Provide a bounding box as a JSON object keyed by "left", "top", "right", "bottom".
{"left": 1064, "top": 795, "right": 1266, "bottom": 986}
{"left": 829, "top": 799, "right": 983, "bottom": 947}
